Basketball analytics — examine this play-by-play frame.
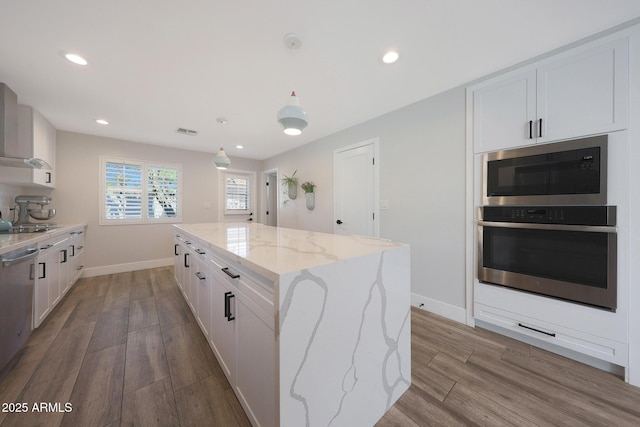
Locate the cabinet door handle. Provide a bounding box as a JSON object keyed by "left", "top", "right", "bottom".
{"left": 41, "top": 244, "right": 53, "bottom": 250}
{"left": 195, "top": 248, "right": 206, "bottom": 255}
{"left": 538, "top": 118, "right": 543, "bottom": 138}
{"left": 38, "top": 262, "right": 46, "bottom": 279}
{"left": 70, "top": 245, "right": 75, "bottom": 257}
{"left": 61, "top": 249, "right": 68, "bottom": 263}
{"left": 195, "top": 271, "right": 205, "bottom": 280}
{"left": 174, "top": 244, "right": 179, "bottom": 256}
{"left": 184, "top": 253, "right": 190, "bottom": 268}
{"left": 221, "top": 267, "right": 240, "bottom": 279}
{"left": 46, "top": 172, "right": 52, "bottom": 184}
{"left": 528, "top": 120, "right": 533, "bottom": 139}
{"left": 224, "top": 291, "right": 235, "bottom": 321}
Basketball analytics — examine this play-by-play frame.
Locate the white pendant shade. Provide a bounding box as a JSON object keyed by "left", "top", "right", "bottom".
{"left": 213, "top": 147, "right": 231, "bottom": 169}
{"left": 277, "top": 91, "right": 308, "bottom": 135}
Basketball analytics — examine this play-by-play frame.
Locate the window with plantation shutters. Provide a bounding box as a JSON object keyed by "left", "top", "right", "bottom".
{"left": 223, "top": 171, "right": 255, "bottom": 215}
{"left": 100, "top": 157, "right": 182, "bottom": 225}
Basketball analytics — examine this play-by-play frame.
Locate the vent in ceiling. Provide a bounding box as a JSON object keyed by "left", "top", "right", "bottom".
{"left": 176, "top": 127, "right": 198, "bottom": 136}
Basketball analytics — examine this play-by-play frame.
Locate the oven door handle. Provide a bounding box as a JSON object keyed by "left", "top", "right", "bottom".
{"left": 477, "top": 221, "right": 617, "bottom": 233}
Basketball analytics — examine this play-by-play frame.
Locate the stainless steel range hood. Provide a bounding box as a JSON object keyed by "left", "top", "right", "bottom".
{"left": 0, "top": 83, "right": 51, "bottom": 170}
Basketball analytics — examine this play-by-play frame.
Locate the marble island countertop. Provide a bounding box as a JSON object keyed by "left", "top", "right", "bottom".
{"left": 0, "top": 224, "right": 87, "bottom": 255}
{"left": 174, "top": 222, "right": 406, "bottom": 281}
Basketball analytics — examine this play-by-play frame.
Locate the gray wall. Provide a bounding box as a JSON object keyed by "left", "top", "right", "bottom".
{"left": 53, "top": 131, "right": 261, "bottom": 273}
{"left": 263, "top": 86, "right": 467, "bottom": 311}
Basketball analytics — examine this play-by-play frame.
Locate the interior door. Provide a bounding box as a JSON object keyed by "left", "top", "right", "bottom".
{"left": 264, "top": 172, "right": 278, "bottom": 226}
{"left": 334, "top": 140, "right": 378, "bottom": 236}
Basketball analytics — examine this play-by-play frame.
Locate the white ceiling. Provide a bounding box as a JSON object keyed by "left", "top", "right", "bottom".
{"left": 1, "top": 1, "right": 640, "bottom": 161}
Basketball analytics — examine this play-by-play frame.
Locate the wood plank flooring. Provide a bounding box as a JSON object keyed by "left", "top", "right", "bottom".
{"left": 0, "top": 266, "right": 638, "bottom": 426}
{"left": 0, "top": 267, "right": 250, "bottom": 427}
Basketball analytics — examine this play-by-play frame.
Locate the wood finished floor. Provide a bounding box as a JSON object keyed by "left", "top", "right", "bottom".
{"left": 0, "top": 266, "right": 638, "bottom": 426}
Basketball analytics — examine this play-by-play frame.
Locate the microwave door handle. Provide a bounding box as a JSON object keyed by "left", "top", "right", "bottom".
{"left": 477, "top": 221, "right": 616, "bottom": 233}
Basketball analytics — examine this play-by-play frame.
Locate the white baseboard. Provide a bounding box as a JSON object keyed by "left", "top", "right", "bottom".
{"left": 82, "top": 258, "right": 173, "bottom": 278}
{"left": 411, "top": 293, "right": 467, "bottom": 324}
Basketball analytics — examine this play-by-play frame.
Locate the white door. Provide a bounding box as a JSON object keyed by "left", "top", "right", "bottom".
{"left": 263, "top": 171, "right": 278, "bottom": 226}
{"left": 334, "top": 140, "right": 378, "bottom": 237}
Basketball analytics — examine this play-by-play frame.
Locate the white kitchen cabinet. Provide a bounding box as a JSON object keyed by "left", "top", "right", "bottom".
{"left": 208, "top": 254, "right": 276, "bottom": 427}
{"left": 235, "top": 285, "right": 276, "bottom": 427}
{"left": 208, "top": 264, "right": 237, "bottom": 382}
{"left": 193, "top": 250, "right": 212, "bottom": 339}
{"left": 471, "top": 36, "right": 628, "bottom": 153}
{"left": 173, "top": 223, "right": 411, "bottom": 427}
{"left": 34, "top": 235, "right": 68, "bottom": 327}
{"left": 67, "top": 229, "right": 85, "bottom": 290}
{"left": 0, "top": 105, "right": 56, "bottom": 187}
{"left": 173, "top": 236, "right": 183, "bottom": 288}
{"left": 173, "top": 233, "right": 276, "bottom": 427}
{"left": 472, "top": 69, "right": 537, "bottom": 153}
{"left": 474, "top": 282, "right": 628, "bottom": 366}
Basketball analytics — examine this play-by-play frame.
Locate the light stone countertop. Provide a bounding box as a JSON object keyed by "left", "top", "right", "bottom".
{"left": 0, "top": 224, "right": 87, "bottom": 256}
{"left": 174, "top": 222, "right": 406, "bottom": 282}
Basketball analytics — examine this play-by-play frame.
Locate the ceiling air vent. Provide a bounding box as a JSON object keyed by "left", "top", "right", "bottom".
{"left": 176, "top": 127, "right": 198, "bottom": 136}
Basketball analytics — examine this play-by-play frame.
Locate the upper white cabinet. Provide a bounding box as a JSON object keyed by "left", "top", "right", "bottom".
{"left": 0, "top": 105, "right": 56, "bottom": 187}
{"left": 471, "top": 37, "right": 628, "bottom": 153}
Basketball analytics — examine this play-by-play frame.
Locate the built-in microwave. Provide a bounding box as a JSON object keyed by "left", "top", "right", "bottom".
{"left": 482, "top": 135, "right": 607, "bottom": 206}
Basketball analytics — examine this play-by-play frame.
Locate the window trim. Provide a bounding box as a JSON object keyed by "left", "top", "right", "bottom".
{"left": 223, "top": 170, "right": 256, "bottom": 216}
{"left": 99, "top": 156, "right": 183, "bottom": 225}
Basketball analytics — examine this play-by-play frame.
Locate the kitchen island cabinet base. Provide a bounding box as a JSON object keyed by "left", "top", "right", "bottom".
{"left": 174, "top": 223, "right": 411, "bottom": 427}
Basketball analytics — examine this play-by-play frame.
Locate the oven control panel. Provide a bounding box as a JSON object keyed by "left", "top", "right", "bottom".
{"left": 480, "top": 205, "right": 616, "bottom": 226}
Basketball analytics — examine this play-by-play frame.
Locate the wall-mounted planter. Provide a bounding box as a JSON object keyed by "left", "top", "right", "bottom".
{"left": 305, "top": 192, "right": 315, "bottom": 210}
{"left": 282, "top": 170, "right": 298, "bottom": 200}
{"left": 288, "top": 183, "right": 298, "bottom": 200}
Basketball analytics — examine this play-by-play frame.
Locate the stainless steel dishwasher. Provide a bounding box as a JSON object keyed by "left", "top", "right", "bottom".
{"left": 0, "top": 246, "right": 39, "bottom": 371}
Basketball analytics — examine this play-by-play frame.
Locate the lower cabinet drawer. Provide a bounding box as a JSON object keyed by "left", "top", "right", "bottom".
{"left": 474, "top": 302, "right": 628, "bottom": 366}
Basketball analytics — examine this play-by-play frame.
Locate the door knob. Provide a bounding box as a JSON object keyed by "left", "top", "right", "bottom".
{"left": 336, "top": 219, "right": 343, "bottom": 225}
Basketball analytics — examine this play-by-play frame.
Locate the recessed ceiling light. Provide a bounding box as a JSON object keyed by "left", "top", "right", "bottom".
{"left": 96, "top": 119, "right": 109, "bottom": 125}
{"left": 236, "top": 145, "right": 244, "bottom": 149}
{"left": 382, "top": 50, "right": 399, "bottom": 64}
{"left": 65, "top": 53, "right": 88, "bottom": 66}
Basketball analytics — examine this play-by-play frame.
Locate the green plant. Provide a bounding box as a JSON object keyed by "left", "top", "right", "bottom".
{"left": 281, "top": 170, "right": 298, "bottom": 200}
{"left": 281, "top": 170, "right": 298, "bottom": 187}
{"left": 301, "top": 181, "right": 315, "bottom": 193}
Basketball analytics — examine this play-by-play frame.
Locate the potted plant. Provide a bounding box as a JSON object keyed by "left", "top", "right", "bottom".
{"left": 301, "top": 181, "right": 316, "bottom": 210}
{"left": 281, "top": 170, "right": 298, "bottom": 200}
{"left": 301, "top": 181, "right": 315, "bottom": 193}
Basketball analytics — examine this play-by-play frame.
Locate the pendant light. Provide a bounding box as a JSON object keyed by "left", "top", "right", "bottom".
{"left": 213, "top": 118, "right": 231, "bottom": 170}
{"left": 277, "top": 33, "right": 308, "bottom": 136}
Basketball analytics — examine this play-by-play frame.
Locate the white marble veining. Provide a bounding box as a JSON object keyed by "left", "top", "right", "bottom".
{"left": 0, "top": 223, "right": 87, "bottom": 255}
{"left": 175, "top": 223, "right": 411, "bottom": 427}
{"left": 278, "top": 246, "right": 411, "bottom": 427}
{"left": 174, "top": 223, "right": 404, "bottom": 282}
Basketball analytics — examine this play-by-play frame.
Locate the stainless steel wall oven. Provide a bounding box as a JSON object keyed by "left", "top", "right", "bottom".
{"left": 478, "top": 136, "right": 617, "bottom": 311}
{"left": 478, "top": 206, "right": 617, "bottom": 311}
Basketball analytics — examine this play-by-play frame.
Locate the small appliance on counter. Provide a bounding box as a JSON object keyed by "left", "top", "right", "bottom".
{"left": 8, "top": 195, "right": 57, "bottom": 233}
{"left": 0, "top": 210, "right": 11, "bottom": 232}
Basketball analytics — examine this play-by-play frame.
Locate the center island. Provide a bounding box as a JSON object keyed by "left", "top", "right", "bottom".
{"left": 173, "top": 222, "right": 411, "bottom": 427}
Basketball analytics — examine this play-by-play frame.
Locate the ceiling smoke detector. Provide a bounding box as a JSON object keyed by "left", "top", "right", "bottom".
{"left": 176, "top": 127, "right": 198, "bottom": 136}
